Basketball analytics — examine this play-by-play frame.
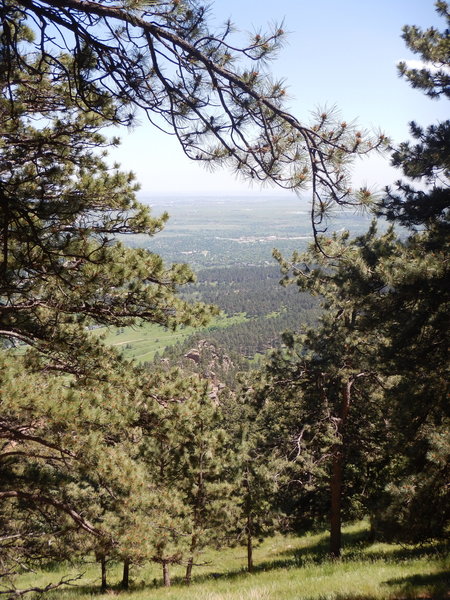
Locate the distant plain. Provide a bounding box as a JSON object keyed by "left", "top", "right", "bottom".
{"left": 107, "top": 195, "right": 381, "bottom": 361}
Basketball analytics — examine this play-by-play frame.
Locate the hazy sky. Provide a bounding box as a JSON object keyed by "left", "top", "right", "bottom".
{"left": 109, "top": 0, "right": 447, "bottom": 197}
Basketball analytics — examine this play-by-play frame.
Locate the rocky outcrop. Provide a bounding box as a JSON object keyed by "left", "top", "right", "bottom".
{"left": 183, "top": 340, "right": 234, "bottom": 402}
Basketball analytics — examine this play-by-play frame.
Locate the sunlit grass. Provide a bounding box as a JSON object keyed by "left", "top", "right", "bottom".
{"left": 95, "top": 313, "right": 248, "bottom": 362}
{"left": 13, "top": 522, "right": 449, "bottom": 600}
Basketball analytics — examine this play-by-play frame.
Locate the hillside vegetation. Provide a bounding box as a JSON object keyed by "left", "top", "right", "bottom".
{"left": 16, "top": 523, "right": 449, "bottom": 600}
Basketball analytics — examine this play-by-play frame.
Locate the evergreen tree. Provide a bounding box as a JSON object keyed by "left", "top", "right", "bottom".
{"left": 381, "top": 2, "right": 448, "bottom": 229}
{"left": 222, "top": 385, "right": 282, "bottom": 572}
{"left": 138, "top": 373, "right": 238, "bottom": 586}
{"left": 259, "top": 2, "right": 449, "bottom": 549}
{"left": 174, "top": 383, "right": 237, "bottom": 585}
{"left": 256, "top": 230, "right": 395, "bottom": 557}
{"left": 0, "top": 353, "right": 150, "bottom": 593}
{"left": 0, "top": 25, "right": 212, "bottom": 374}
{"left": 0, "top": 15, "right": 213, "bottom": 592}
{"left": 371, "top": 1, "right": 450, "bottom": 542}
{"left": 397, "top": 1, "right": 449, "bottom": 99}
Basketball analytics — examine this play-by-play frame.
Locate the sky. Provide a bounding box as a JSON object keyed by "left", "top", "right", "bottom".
{"left": 108, "top": 0, "right": 448, "bottom": 197}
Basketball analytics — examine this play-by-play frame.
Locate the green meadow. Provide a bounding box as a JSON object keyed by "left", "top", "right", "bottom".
{"left": 17, "top": 522, "right": 449, "bottom": 600}
{"left": 95, "top": 313, "right": 248, "bottom": 363}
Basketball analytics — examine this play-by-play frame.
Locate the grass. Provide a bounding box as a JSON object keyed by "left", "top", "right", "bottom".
{"left": 13, "top": 522, "right": 449, "bottom": 599}
{"left": 95, "top": 313, "right": 248, "bottom": 362}
{"left": 10, "top": 313, "right": 249, "bottom": 363}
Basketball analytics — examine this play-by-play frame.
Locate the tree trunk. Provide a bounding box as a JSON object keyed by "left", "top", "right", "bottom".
{"left": 243, "top": 463, "right": 254, "bottom": 573}
{"left": 185, "top": 532, "right": 198, "bottom": 585}
{"left": 162, "top": 560, "right": 171, "bottom": 587}
{"left": 185, "top": 556, "right": 194, "bottom": 585}
{"left": 121, "top": 558, "right": 130, "bottom": 590}
{"left": 368, "top": 515, "right": 377, "bottom": 543}
{"left": 100, "top": 556, "right": 107, "bottom": 592}
{"left": 247, "top": 512, "right": 254, "bottom": 573}
{"left": 330, "top": 448, "right": 343, "bottom": 558}
{"left": 329, "top": 378, "right": 353, "bottom": 558}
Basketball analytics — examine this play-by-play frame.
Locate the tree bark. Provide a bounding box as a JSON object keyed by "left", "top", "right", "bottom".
{"left": 185, "top": 556, "right": 194, "bottom": 585}
{"left": 0, "top": 186, "right": 9, "bottom": 279}
{"left": 369, "top": 515, "right": 377, "bottom": 543}
{"left": 100, "top": 556, "right": 107, "bottom": 592}
{"left": 329, "top": 378, "right": 353, "bottom": 558}
{"left": 247, "top": 512, "right": 254, "bottom": 572}
{"left": 330, "top": 448, "right": 343, "bottom": 558}
{"left": 162, "top": 560, "right": 171, "bottom": 587}
{"left": 243, "top": 463, "right": 254, "bottom": 573}
{"left": 185, "top": 527, "right": 199, "bottom": 585}
{"left": 121, "top": 558, "right": 130, "bottom": 590}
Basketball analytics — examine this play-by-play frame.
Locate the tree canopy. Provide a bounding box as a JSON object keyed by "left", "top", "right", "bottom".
{"left": 397, "top": 0, "right": 450, "bottom": 99}
{"left": 0, "top": 16, "right": 215, "bottom": 373}
{"left": 2, "top": 0, "right": 385, "bottom": 236}
{"left": 257, "top": 1, "right": 449, "bottom": 552}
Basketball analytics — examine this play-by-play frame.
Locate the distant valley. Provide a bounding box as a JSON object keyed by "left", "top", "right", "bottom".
{"left": 122, "top": 193, "right": 377, "bottom": 268}
{"left": 107, "top": 194, "right": 378, "bottom": 366}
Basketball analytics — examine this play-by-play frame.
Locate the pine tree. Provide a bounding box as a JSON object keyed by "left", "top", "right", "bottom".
{"left": 0, "top": 24, "right": 212, "bottom": 374}
{"left": 381, "top": 2, "right": 448, "bottom": 229}
{"left": 371, "top": 1, "right": 450, "bottom": 542}
{"left": 0, "top": 353, "right": 150, "bottom": 592}
{"left": 0, "top": 16, "right": 214, "bottom": 591}
{"left": 219, "top": 382, "right": 283, "bottom": 573}
{"left": 172, "top": 383, "right": 237, "bottom": 585}
{"left": 257, "top": 2, "right": 449, "bottom": 550}
{"left": 2, "top": 0, "right": 385, "bottom": 234}
{"left": 397, "top": 1, "right": 449, "bottom": 100}
{"left": 266, "top": 208, "right": 448, "bottom": 551}
{"left": 255, "top": 229, "right": 397, "bottom": 557}
{"left": 138, "top": 372, "right": 238, "bottom": 586}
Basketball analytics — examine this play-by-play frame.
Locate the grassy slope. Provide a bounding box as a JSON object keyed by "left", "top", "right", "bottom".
{"left": 18, "top": 522, "right": 449, "bottom": 600}
{"left": 95, "top": 313, "right": 248, "bottom": 362}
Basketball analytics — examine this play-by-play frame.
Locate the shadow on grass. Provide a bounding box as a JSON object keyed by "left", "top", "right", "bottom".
{"left": 275, "top": 527, "right": 449, "bottom": 569}
{"left": 384, "top": 570, "right": 450, "bottom": 600}
{"left": 272, "top": 526, "right": 369, "bottom": 568}
{"left": 47, "top": 529, "right": 449, "bottom": 598}
{"left": 47, "top": 563, "right": 450, "bottom": 600}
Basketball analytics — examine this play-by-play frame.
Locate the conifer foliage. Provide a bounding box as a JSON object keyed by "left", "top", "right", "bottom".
{"left": 0, "top": 3, "right": 212, "bottom": 593}
{"left": 2, "top": 0, "right": 384, "bottom": 236}
{"left": 255, "top": 1, "right": 449, "bottom": 552}
{"left": 373, "top": 1, "right": 449, "bottom": 542}
{"left": 397, "top": 1, "right": 450, "bottom": 99}
{"left": 0, "top": 16, "right": 213, "bottom": 373}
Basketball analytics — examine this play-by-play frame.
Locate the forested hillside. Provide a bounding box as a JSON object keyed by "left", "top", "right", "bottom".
{"left": 157, "top": 264, "right": 320, "bottom": 366}
{"left": 192, "top": 265, "right": 317, "bottom": 316}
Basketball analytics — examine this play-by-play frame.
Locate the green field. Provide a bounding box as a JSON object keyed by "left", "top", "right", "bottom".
{"left": 16, "top": 522, "right": 449, "bottom": 599}
{"left": 96, "top": 313, "right": 248, "bottom": 363}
